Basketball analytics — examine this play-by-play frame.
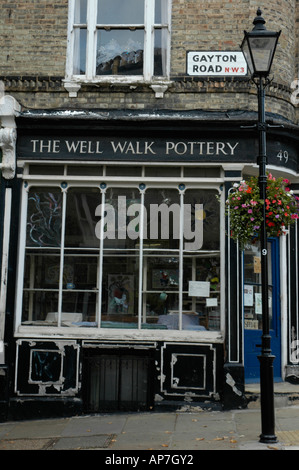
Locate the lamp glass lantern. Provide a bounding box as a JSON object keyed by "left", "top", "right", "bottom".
{"left": 241, "top": 9, "right": 281, "bottom": 77}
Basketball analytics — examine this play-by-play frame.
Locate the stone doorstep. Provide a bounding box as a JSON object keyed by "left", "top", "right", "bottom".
{"left": 245, "top": 382, "right": 299, "bottom": 408}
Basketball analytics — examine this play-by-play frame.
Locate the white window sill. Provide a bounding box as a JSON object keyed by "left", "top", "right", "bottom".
{"left": 63, "top": 77, "right": 172, "bottom": 98}
{"left": 15, "top": 325, "right": 224, "bottom": 343}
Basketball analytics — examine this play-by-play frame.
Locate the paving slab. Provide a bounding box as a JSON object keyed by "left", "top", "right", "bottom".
{"left": 49, "top": 434, "right": 115, "bottom": 450}
{"left": 0, "top": 418, "right": 70, "bottom": 440}
{"left": 121, "top": 413, "right": 177, "bottom": 433}
{"left": 61, "top": 414, "right": 127, "bottom": 437}
{"left": 0, "top": 438, "right": 53, "bottom": 450}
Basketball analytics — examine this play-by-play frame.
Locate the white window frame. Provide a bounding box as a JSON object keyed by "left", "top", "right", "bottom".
{"left": 14, "top": 163, "right": 225, "bottom": 344}
{"left": 65, "top": 0, "right": 172, "bottom": 83}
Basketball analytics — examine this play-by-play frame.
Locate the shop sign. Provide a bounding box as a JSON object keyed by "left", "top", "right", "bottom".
{"left": 18, "top": 136, "right": 241, "bottom": 160}
{"left": 17, "top": 135, "right": 297, "bottom": 171}
{"left": 186, "top": 51, "right": 247, "bottom": 76}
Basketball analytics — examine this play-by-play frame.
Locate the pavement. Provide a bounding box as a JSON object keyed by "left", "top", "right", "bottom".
{"left": 0, "top": 384, "right": 299, "bottom": 452}
{"left": 0, "top": 406, "right": 299, "bottom": 452}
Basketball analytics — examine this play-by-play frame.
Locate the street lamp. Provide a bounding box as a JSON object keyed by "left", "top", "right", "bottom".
{"left": 240, "top": 8, "right": 281, "bottom": 444}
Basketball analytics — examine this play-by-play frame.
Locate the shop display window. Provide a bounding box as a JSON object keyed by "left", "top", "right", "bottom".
{"left": 19, "top": 176, "right": 222, "bottom": 332}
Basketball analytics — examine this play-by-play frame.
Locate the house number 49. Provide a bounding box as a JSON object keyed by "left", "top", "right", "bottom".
{"left": 276, "top": 150, "right": 288, "bottom": 163}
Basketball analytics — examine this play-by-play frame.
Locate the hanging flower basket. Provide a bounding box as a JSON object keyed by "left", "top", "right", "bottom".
{"left": 226, "top": 173, "right": 299, "bottom": 248}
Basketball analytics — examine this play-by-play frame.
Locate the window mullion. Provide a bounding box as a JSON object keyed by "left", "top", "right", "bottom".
{"left": 179, "top": 189, "right": 184, "bottom": 330}
{"left": 97, "top": 188, "right": 106, "bottom": 329}
{"left": 138, "top": 189, "right": 145, "bottom": 328}
{"left": 144, "top": 0, "right": 155, "bottom": 80}
{"left": 220, "top": 186, "right": 225, "bottom": 333}
{"left": 86, "top": 0, "right": 97, "bottom": 79}
{"left": 66, "top": 0, "right": 76, "bottom": 79}
{"left": 58, "top": 187, "right": 67, "bottom": 327}
{"left": 164, "top": 0, "right": 171, "bottom": 77}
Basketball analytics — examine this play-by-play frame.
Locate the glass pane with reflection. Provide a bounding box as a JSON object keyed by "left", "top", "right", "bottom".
{"left": 96, "top": 30, "right": 144, "bottom": 75}
{"left": 26, "top": 188, "right": 62, "bottom": 248}
{"left": 101, "top": 255, "right": 139, "bottom": 327}
{"left": 65, "top": 188, "right": 101, "bottom": 248}
{"left": 97, "top": 0, "right": 144, "bottom": 24}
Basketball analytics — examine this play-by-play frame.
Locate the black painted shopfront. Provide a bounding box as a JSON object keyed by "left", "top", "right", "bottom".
{"left": 2, "top": 111, "right": 299, "bottom": 419}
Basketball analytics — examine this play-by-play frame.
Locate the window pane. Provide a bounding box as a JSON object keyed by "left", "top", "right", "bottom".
{"left": 73, "top": 28, "right": 87, "bottom": 75}
{"left": 29, "top": 165, "right": 64, "bottom": 176}
{"left": 22, "top": 253, "right": 60, "bottom": 323}
{"left": 65, "top": 187, "right": 101, "bottom": 248}
{"left": 181, "top": 291, "right": 220, "bottom": 330}
{"left": 23, "top": 254, "right": 61, "bottom": 289}
{"left": 96, "top": 30, "right": 144, "bottom": 75}
{"left": 103, "top": 187, "right": 141, "bottom": 250}
{"left": 144, "top": 188, "right": 180, "bottom": 250}
{"left": 154, "top": 0, "right": 169, "bottom": 76}
{"left": 144, "top": 167, "right": 180, "bottom": 177}
{"left": 61, "top": 255, "right": 98, "bottom": 325}
{"left": 164, "top": 255, "right": 222, "bottom": 331}
{"left": 74, "top": 0, "right": 87, "bottom": 23}
{"left": 22, "top": 291, "right": 59, "bottom": 324}
{"left": 61, "top": 292, "right": 97, "bottom": 325}
{"left": 26, "top": 188, "right": 62, "bottom": 248}
{"left": 67, "top": 165, "right": 103, "bottom": 176}
{"left": 106, "top": 166, "right": 142, "bottom": 176}
{"left": 97, "top": 0, "right": 144, "bottom": 24}
{"left": 146, "top": 257, "right": 179, "bottom": 292}
{"left": 101, "top": 256, "right": 139, "bottom": 327}
{"left": 143, "top": 257, "right": 180, "bottom": 329}
{"left": 194, "top": 256, "right": 220, "bottom": 330}
{"left": 183, "top": 167, "right": 221, "bottom": 177}
{"left": 154, "top": 29, "right": 164, "bottom": 76}
{"left": 63, "top": 256, "right": 98, "bottom": 290}
{"left": 155, "top": 0, "right": 162, "bottom": 23}
{"left": 184, "top": 189, "right": 220, "bottom": 250}
{"left": 181, "top": 256, "right": 221, "bottom": 331}
{"left": 146, "top": 293, "right": 179, "bottom": 321}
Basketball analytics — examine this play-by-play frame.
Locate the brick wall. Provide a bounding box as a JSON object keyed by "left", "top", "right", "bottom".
{"left": 0, "top": 0, "right": 298, "bottom": 124}
{"left": 171, "top": 0, "right": 250, "bottom": 76}
{"left": 0, "top": 0, "right": 68, "bottom": 76}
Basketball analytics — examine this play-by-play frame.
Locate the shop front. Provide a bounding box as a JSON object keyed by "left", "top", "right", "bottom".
{"left": 4, "top": 112, "right": 299, "bottom": 417}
